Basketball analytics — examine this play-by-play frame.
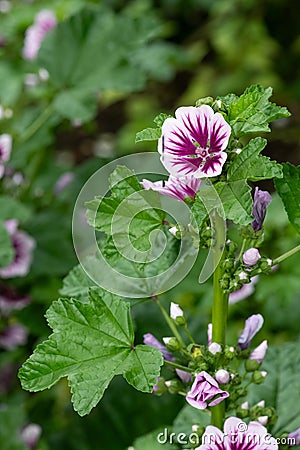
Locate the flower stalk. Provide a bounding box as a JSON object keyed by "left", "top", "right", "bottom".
{"left": 211, "top": 211, "right": 228, "bottom": 429}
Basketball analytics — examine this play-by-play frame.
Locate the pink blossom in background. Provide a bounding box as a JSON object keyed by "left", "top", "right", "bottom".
{"left": 186, "top": 371, "right": 229, "bottom": 410}
{"left": 0, "top": 285, "right": 30, "bottom": 317}
{"left": 142, "top": 175, "right": 200, "bottom": 201}
{"left": 229, "top": 276, "right": 259, "bottom": 304}
{"left": 158, "top": 105, "right": 231, "bottom": 179}
{"left": 195, "top": 417, "right": 278, "bottom": 449}
{"left": 0, "top": 323, "right": 28, "bottom": 350}
{"left": 23, "top": 10, "right": 57, "bottom": 60}
{"left": 20, "top": 423, "right": 42, "bottom": 450}
{"left": 0, "top": 134, "right": 12, "bottom": 179}
{"left": 54, "top": 172, "right": 74, "bottom": 194}
{"left": 0, "top": 220, "right": 35, "bottom": 279}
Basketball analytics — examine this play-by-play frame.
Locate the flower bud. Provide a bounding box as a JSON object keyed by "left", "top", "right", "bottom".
{"left": 288, "top": 427, "right": 300, "bottom": 446}
{"left": 236, "top": 406, "right": 249, "bottom": 419}
{"left": 241, "top": 401, "right": 249, "bottom": 410}
{"left": 243, "top": 248, "right": 261, "bottom": 266}
{"left": 256, "top": 400, "right": 265, "bottom": 408}
{"left": 208, "top": 342, "right": 222, "bottom": 355}
{"left": 258, "top": 416, "right": 268, "bottom": 426}
{"left": 215, "top": 369, "right": 230, "bottom": 384}
{"left": 238, "top": 314, "right": 264, "bottom": 350}
{"left": 245, "top": 359, "right": 260, "bottom": 372}
{"left": 250, "top": 340, "right": 268, "bottom": 364}
{"left": 170, "top": 302, "right": 184, "bottom": 320}
{"left": 176, "top": 369, "right": 192, "bottom": 383}
{"left": 252, "top": 370, "right": 267, "bottom": 384}
{"left": 165, "top": 379, "right": 182, "bottom": 394}
{"left": 163, "top": 337, "right": 180, "bottom": 351}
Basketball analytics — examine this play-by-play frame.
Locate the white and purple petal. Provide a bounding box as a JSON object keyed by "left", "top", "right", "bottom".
{"left": 209, "top": 112, "right": 231, "bottom": 153}
{"left": 142, "top": 175, "right": 200, "bottom": 201}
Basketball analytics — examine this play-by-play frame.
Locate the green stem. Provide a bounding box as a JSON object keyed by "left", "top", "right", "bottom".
{"left": 273, "top": 243, "right": 300, "bottom": 265}
{"left": 183, "top": 326, "right": 195, "bottom": 344}
{"left": 20, "top": 104, "right": 53, "bottom": 143}
{"left": 164, "top": 360, "right": 193, "bottom": 373}
{"left": 211, "top": 212, "right": 228, "bottom": 429}
{"left": 237, "top": 238, "right": 247, "bottom": 263}
{"left": 155, "top": 298, "right": 186, "bottom": 348}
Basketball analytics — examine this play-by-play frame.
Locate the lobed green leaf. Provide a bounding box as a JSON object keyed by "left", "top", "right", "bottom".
{"left": 275, "top": 163, "right": 300, "bottom": 234}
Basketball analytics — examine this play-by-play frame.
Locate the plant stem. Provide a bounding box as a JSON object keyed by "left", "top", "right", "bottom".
{"left": 183, "top": 326, "right": 195, "bottom": 344}
{"left": 164, "top": 360, "right": 193, "bottom": 373}
{"left": 211, "top": 212, "right": 228, "bottom": 429}
{"left": 273, "top": 243, "right": 300, "bottom": 265}
{"left": 155, "top": 297, "right": 186, "bottom": 348}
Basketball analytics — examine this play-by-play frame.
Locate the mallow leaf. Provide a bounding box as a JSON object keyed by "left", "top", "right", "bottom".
{"left": 248, "top": 342, "right": 300, "bottom": 435}
{"left": 135, "top": 127, "right": 162, "bottom": 143}
{"left": 227, "top": 85, "right": 290, "bottom": 136}
{"left": 228, "top": 137, "right": 282, "bottom": 182}
{"left": 215, "top": 180, "right": 253, "bottom": 225}
{"left": 18, "top": 287, "right": 163, "bottom": 416}
{"left": 60, "top": 263, "right": 94, "bottom": 301}
{"left": 85, "top": 166, "right": 165, "bottom": 254}
{"left": 275, "top": 163, "right": 300, "bottom": 235}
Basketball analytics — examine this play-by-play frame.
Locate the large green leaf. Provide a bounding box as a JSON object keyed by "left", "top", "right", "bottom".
{"left": 60, "top": 263, "right": 94, "bottom": 301}
{"left": 18, "top": 287, "right": 163, "bottom": 416}
{"left": 37, "top": 7, "right": 176, "bottom": 121}
{"left": 228, "top": 137, "right": 282, "bottom": 182}
{"left": 275, "top": 163, "right": 300, "bottom": 234}
{"left": 248, "top": 342, "right": 300, "bottom": 435}
{"left": 0, "top": 221, "right": 14, "bottom": 269}
{"left": 86, "top": 166, "right": 165, "bottom": 256}
{"left": 227, "top": 85, "right": 290, "bottom": 136}
{"left": 215, "top": 180, "right": 253, "bottom": 225}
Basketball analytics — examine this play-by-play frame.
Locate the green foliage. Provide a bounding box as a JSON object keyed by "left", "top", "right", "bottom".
{"left": 215, "top": 180, "right": 253, "bottom": 225}
{"left": 0, "top": 404, "right": 27, "bottom": 450}
{"left": 132, "top": 429, "right": 175, "bottom": 450}
{"left": 86, "top": 166, "right": 165, "bottom": 255}
{"left": 221, "top": 85, "right": 290, "bottom": 136}
{"left": 275, "top": 163, "right": 300, "bottom": 234}
{"left": 60, "top": 263, "right": 94, "bottom": 300}
{"left": 135, "top": 127, "right": 162, "bottom": 143}
{"left": 38, "top": 6, "right": 180, "bottom": 121}
{"left": 248, "top": 342, "right": 300, "bottom": 434}
{"left": 227, "top": 137, "right": 282, "bottom": 182}
{"left": 0, "top": 196, "right": 31, "bottom": 223}
{"left": 18, "top": 287, "right": 163, "bottom": 416}
{"left": 0, "top": 221, "right": 14, "bottom": 268}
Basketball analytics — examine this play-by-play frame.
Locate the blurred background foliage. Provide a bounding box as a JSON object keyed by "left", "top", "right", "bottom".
{"left": 0, "top": 0, "right": 300, "bottom": 448}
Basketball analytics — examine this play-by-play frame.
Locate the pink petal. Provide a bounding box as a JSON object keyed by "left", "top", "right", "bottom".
{"left": 161, "top": 153, "right": 203, "bottom": 178}
{"left": 200, "top": 152, "right": 227, "bottom": 177}
{"left": 209, "top": 113, "right": 231, "bottom": 153}
{"left": 175, "top": 105, "right": 214, "bottom": 149}
{"left": 160, "top": 117, "right": 196, "bottom": 156}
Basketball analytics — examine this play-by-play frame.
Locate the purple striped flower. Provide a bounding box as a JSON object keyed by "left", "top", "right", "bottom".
{"left": 142, "top": 175, "right": 200, "bottom": 201}
{"left": 23, "top": 10, "right": 57, "bottom": 60}
{"left": 159, "top": 105, "right": 231, "bottom": 179}
{"left": 252, "top": 187, "right": 272, "bottom": 232}
{"left": 143, "top": 333, "right": 174, "bottom": 361}
{"left": 196, "top": 417, "right": 278, "bottom": 449}
{"left": 186, "top": 371, "right": 229, "bottom": 410}
{"left": 0, "top": 220, "right": 35, "bottom": 279}
{"left": 0, "top": 134, "right": 12, "bottom": 178}
{"left": 238, "top": 314, "right": 264, "bottom": 350}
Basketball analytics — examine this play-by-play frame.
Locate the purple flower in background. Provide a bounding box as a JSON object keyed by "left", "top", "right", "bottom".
{"left": 143, "top": 333, "right": 174, "bottom": 361}
{"left": 0, "top": 134, "right": 12, "bottom": 178}
{"left": 20, "top": 423, "right": 42, "bottom": 450}
{"left": 0, "top": 285, "right": 29, "bottom": 316}
{"left": 176, "top": 368, "right": 192, "bottom": 383}
{"left": 251, "top": 187, "right": 272, "bottom": 232}
{"left": 0, "top": 323, "right": 28, "bottom": 350}
{"left": 238, "top": 314, "right": 264, "bottom": 350}
{"left": 186, "top": 371, "right": 229, "bottom": 410}
{"left": 54, "top": 172, "right": 74, "bottom": 195}
{"left": 250, "top": 340, "right": 268, "bottom": 364}
{"left": 0, "top": 220, "right": 35, "bottom": 279}
{"left": 229, "top": 276, "right": 259, "bottom": 304}
{"left": 142, "top": 175, "right": 200, "bottom": 201}
{"left": 23, "top": 10, "right": 57, "bottom": 60}
{"left": 195, "top": 417, "right": 278, "bottom": 449}
{"left": 288, "top": 428, "right": 300, "bottom": 446}
{"left": 159, "top": 105, "right": 231, "bottom": 178}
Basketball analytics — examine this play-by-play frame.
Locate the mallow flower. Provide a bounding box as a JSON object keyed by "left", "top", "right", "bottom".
{"left": 186, "top": 371, "right": 229, "bottom": 410}
{"left": 159, "top": 105, "right": 231, "bottom": 178}
{"left": 142, "top": 175, "right": 200, "bottom": 201}
{"left": 195, "top": 416, "right": 278, "bottom": 449}
{"left": 23, "top": 10, "right": 57, "bottom": 60}
{"left": 238, "top": 314, "right": 264, "bottom": 350}
{"left": 251, "top": 187, "right": 272, "bottom": 232}
{"left": 250, "top": 340, "right": 268, "bottom": 364}
{"left": 20, "top": 423, "right": 42, "bottom": 450}
{"left": 0, "top": 220, "right": 35, "bottom": 278}
{"left": 229, "top": 276, "right": 259, "bottom": 304}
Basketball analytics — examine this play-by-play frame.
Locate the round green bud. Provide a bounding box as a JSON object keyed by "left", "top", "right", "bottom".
{"left": 252, "top": 370, "right": 267, "bottom": 384}
{"left": 245, "top": 359, "right": 260, "bottom": 372}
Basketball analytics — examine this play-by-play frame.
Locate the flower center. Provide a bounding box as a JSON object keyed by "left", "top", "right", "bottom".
{"left": 195, "top": 146, "right": 209, "bottom": 158}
